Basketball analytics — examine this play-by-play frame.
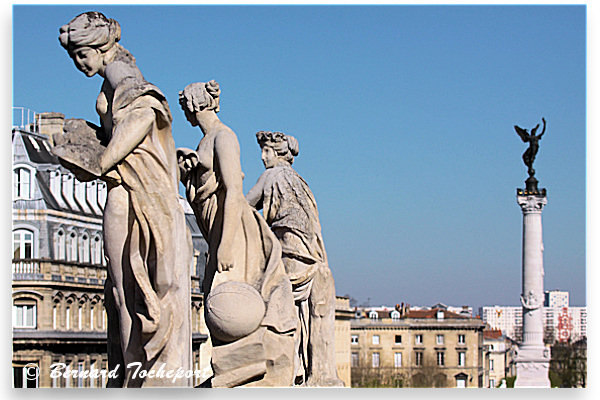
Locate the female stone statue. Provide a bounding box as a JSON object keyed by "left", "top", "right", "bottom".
{"left": 58, "top": 12, "right": 192, "bottom": 387}
{"left": 177, "top": 82, "right": 296, "bottom": 387}
{"left": 246, "top": 131, "right": 343, "bottom": 386}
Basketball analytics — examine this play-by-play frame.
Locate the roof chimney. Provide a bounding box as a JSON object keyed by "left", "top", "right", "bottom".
{"left": 37, "top": 112, "right": 65, "bottom": 145}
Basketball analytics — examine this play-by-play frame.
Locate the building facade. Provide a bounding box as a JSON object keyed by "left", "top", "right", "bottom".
{"left": 12, "top": 109, "right": 351, "bottom": 388}
{"left": 11, "top": 112, "right": 209, "bottom": 388}
{"left": 350, "top": 306, "right": 485, "bottom": 388}
{"left": 482, "top": 329, "right": 514, "bottom": 388}
{"left": 480, "top": 302, "right": 587, "bottom": 344}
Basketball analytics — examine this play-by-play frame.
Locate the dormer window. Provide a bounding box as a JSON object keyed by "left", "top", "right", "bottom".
{"left": 391, "top": 310, "right": 400, "bottom": 320}
{"left": 13, "top": 167, "right": 32, "bottom": 200}
{"left": 369, "top": 311, "right": 378, "bottom": 319}
{"left": 437, "top": 310, "right": 444, "bottom": 320}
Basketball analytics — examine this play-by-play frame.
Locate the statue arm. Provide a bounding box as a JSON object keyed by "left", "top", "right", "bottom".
{"left": 99, "top": 105, "right": 155, "bottom": 174}
{"left": 538, "top": 118, "right": 546, "bottom": 138}
{"left": 246, "top": 173, "right": 267, "bottom": 210}
{"left": 214, "top": 128, "right": 244, "bottom": 272}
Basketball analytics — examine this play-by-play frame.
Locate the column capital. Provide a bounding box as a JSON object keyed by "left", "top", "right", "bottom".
{"left": 517, "top": 194, "right": 547, "bottom": 213}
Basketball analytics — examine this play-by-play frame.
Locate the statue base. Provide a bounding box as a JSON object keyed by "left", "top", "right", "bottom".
{"left": 514, "top": 345, "right": 551, "bottom": 387}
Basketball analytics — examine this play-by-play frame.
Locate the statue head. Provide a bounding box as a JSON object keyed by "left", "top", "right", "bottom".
{"left": 256, "top": 131, "right": 299, "bottom": 168}
{"left": 179, "top": 81, "right": 221, "bottom": 126}
{"left": 59, "top": 12, "right": 125, "bottom": 77}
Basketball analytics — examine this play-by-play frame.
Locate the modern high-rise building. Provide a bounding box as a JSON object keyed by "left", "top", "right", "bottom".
{"left": 480, "top": 291, "right": 586, "bottom": 344}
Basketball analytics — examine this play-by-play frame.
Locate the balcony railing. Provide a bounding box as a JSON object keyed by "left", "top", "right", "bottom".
{"left": 12, "top": 260, "right": 40, "bottom": 274}
{"left": 12, "top": 258, "right": 107, "bottom": 285}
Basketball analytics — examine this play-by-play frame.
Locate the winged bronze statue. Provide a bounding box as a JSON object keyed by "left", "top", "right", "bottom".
{"left": 515, "top": 117, "right": 546, "bottom": 178}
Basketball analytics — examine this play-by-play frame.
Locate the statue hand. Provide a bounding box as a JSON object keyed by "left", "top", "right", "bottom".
{"left": 216, "top": 245, "right": 234, "bottom": 272}
{"left": 176, "top": 148, "right": 199, "bottom": 181}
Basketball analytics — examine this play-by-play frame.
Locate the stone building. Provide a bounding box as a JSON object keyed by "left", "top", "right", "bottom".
{"left": 334, "top": 296, "right": 354, "bottom": 386}
{"left": 482, "top": 328, "right": 514, "bottom": 388}
{"left": 350, "top": 306, "right": 485, "bottom": 388}
{"left": 12, "top": 109, "right": 351, "bottom": 388}
{"left": 11, "top": 111, "right": 208, "bottom": 388}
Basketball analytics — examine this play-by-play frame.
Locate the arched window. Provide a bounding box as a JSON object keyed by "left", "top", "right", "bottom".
{"left": 97, "top": 182, "right": 107, "bottom": 208}
{"left": 90, "top": 304, "right": 95, "bottom": 330}
{"left": 13, "top": 229, "right": 34, "bottom": 259}
{"left": 369, "top": 310, "right": 379, "bottom": 320}
{"left": 13, "top": 299, "right": 36, "bottom": 328}
{"left": 53, "top": 305, "right": 58, "bottom": 330}
{"left": 13, "top": 167, "right": 32, "bottom": 200}
{"left": 391, "top": 310, "right": 400, "bottom": 320}
{"left": 54, "top": 229, "right": 66, "bottom": 260}
{"left": 65, "top": 305, "right": 71, "bottom": 330}
{"left": 79, "top": 232, "right": 90, "bottom": 263}
{"left": 66, "top": 231, "right": 77, "bottom": 262}
{"left": 91, "top": 234, "right": 102, "bottom": 264}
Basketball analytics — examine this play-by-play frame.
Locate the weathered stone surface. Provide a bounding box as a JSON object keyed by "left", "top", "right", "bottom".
{"left": 51, "top": 119, "right": 104, "bottom": 178}
{"left": 177, "top": 81, "right": 296, "bottom": 387}
{"left": 247, "top": 131, "right": 344, "bottom": 387}
{"left": 57, "top": 11, "right": 192, "bottom": 387}
{"left": 205, "top": 281, "right": 265, "bottom": 343}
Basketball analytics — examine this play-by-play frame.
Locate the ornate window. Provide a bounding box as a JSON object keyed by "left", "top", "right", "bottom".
{"left": 90, "top": 305, "right": 95, "bottom": 330}
{"left": 13, "top": 229, "right": 34, "bottom": 259}
{"left": 91, "top": 234, "right": 102, "bottom": 264}
{"left": 13, "top": 167, "right": 32, "bottom": 200}
{"left": 66, "top": 305, "right": 71, "bottom": 330}
{"left": 66, "top": 231, "right": 77, "bottom": 261}
{"left": 79, "top": 232, "right": 90, "bottom": 263}
{"left": 54, "top": 228, "right": 66, "bottom": 260}
{"left": 53, "top": 305, "right": 57, "bottom": 329}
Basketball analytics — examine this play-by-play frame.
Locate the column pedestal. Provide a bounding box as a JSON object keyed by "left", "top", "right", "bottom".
{"left": 514, "top": 188, "right": 550, "bottom": 388}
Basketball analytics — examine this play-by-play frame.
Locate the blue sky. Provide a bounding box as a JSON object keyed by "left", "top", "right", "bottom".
{"left": 11, "top": 4, "right": 587, "bottom": 310}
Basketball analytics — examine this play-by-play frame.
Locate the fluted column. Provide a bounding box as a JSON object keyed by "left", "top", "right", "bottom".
{"left": 514, "top": 188, "right": 550, "bottom": 387}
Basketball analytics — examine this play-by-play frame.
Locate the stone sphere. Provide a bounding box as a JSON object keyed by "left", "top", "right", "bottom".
{"left": 205, "top": 281, "right": 265, "bottom": 343}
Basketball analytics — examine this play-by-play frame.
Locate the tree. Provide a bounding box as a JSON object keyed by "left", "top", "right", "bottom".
{"left": 549, "top": 337, "right": 586, "bottom": 388}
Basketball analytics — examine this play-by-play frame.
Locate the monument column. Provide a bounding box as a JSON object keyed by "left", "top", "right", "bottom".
{"left": 514, "top": 182, "right": 550, "bottom": 387}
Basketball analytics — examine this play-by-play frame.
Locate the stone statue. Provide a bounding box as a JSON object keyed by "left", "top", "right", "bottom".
{"left": 514, "top": 117, "right": 546, "bottom": 178}
{"left": 246, "top": 131, "right": 343, "bottom": 387}
{"left": 56, "top": 12, "right": 193, "bottom": 387}
{"left": 177, "top": 82, "right": 297, "bottom": 387}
